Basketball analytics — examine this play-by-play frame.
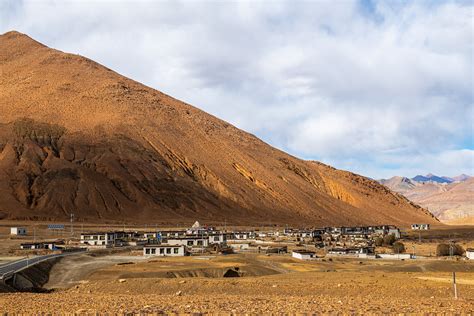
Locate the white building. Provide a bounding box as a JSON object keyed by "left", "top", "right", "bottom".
{"left": 466, "top": 249, "right": 474, "bottom": 260}
{"left": 159, "top": 230, "right": 185, "bottom": 238}
{"left": 80, "top": 232, "right": 116, "bottom": 246}
{"left": 165, "top": 237, "right": 210, "bottom": 248}
{"left": 143, "top": 244, "right": 186, "bottom": 257}
{"left": 387, "top": 227, "right": 401, "bottom": 239}
{"left": 411, "top": 224, "right": 430, "bottom": 230}
{"left": 208, "top": 233, "right": 227, "bottom": 245}
{"left": 292, "top": 250, "right": 316, "bottom": 260}
{"left": 229, "top": 231, "right": 255, "bottom": 240}
{"left": 20, "top": 241, "right": 59, "bottom": 250}
{"left": 10, "top": 227, "right": 27, "bottom": 235}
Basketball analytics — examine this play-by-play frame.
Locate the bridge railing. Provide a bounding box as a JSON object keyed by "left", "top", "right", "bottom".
{"left": 0, "top": 249, "right": 86, "bottom": 280}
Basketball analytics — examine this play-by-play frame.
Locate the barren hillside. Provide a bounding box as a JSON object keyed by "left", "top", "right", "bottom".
{"left": 0, "top": 31, "right": 437, "bottom": 226}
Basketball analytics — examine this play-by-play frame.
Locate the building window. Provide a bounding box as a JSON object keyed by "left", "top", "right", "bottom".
{"left": 160, "top": 248, "right": 164, "bottom": 254}
{"left": 145, "top": 248, "right": 150, "bottom": 254}
{"left": 166, "top": 248, "right": 171, "bottom": 254}
{"left": 197, "top": 240, "right": 203, "bottom": 246}
{"left": 174, "top": 248, "right": 179, "bottom": 254}
{"left": 214, "top": 236, "right": 219, "bottom": 241}
{"left": 151, "top": 248, "right": 156, "bottom": 254}
{"left": 187, "top": 241, "right": 193, "bottom": 246}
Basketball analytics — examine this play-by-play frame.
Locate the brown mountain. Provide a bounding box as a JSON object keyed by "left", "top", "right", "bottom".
{"left": 379, "top": 176, "right": 473, "bottom": 225}
{"left": 0, "top": 31, "right": 437, "bottom": 226}
{"left": 379, "top": 176, "right": 417, "bottom": 195}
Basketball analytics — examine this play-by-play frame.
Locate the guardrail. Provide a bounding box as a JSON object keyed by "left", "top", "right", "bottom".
{"left": 0, "top": 249, "right": 87, "bottom": 281}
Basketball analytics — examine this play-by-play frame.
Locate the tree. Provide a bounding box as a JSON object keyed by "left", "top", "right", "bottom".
{"left": 436, "top": 243, "right": 464, "bottom": 256}
{"left": 392, "top": 241, "right": 405, "bottom": 254}
{"left": 374, "top": 237, "right": 384, "bottom": 247}
{"left": 383, "top": 234, "right": 396, "bottom": 246}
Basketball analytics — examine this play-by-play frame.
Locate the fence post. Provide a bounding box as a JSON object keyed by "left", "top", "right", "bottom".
{"left": 453, "top": 271, "right": 458, "bottom": 299}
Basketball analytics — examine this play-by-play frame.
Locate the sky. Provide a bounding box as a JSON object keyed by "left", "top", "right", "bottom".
{"left": 1, "top": 0, "right": 473, "bottom": 179}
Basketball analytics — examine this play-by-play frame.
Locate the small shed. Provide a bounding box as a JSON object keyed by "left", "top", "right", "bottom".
{"left": 10, "top": 227, "right": 27, "bottom": 235}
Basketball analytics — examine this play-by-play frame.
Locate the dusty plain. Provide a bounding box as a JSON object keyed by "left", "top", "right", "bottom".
{"left": 1, "top": 254, "right": 474, "bottom": 314}
{"left": 0, "top": 223, "right": 473, "bottom": 314}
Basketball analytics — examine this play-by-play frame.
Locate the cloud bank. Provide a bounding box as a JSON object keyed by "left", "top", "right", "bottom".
{"left": 1, "top": 0, "right": 472, "bottom": 178}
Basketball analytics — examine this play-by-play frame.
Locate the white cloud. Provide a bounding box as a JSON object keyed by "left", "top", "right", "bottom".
{"left": 1, "top": 0, "right": 472, "bottom": 178}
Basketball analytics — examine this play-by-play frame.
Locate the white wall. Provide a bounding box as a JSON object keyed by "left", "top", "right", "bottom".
{"left": 144, "top": 246, "right": 185, "bottom": 256}
{"left": 292, "top": 252, "right": 314, "bottom": 260}
{"left": 377, "top": 253, "right": 412, "bottom": 260}
{"left": 166, "top": 239, "right": 209, "bottom": 247}
{"left": 209, "top": 234, "right": 226, "bottom": 244}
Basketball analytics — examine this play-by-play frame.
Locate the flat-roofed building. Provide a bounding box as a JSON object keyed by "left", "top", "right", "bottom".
{"left": 208, "top": 232, "right": 227, "bottom": 245}
{"left": 20, "top": 241, "right": 61, "bottom": 250}
{"left": 80, "top": 232, "right": 115, "bottom": 246}
{"left": 411, "top": 224, "right": 430, "bottom": 230}
{"left": 10, "top": 227, "right": 27, "bottom": 235}
{"left": 143, "top": 244, "right": 186, "bottom": 257}
{"left": 165, "top": 237, "right": 210, "bottom": 248}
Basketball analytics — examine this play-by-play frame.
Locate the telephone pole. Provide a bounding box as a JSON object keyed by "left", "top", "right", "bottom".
{"left": 453, "top": 272, "right": 458, "bottom": 299}
{"left": 70, "top": 213, "right": 74, "bottom": 237}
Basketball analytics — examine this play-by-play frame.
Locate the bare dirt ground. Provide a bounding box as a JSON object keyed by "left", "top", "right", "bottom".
{"left": 1, "top": 253, "right": 473, "bottom": 314}
{"left": 1, "top": 224, "right": 473, "bottom": 313}
{"left": 45, "top": 253, "right": 147, "bottom": 289}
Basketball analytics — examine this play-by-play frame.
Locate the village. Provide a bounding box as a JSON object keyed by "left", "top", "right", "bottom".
{"left": 1, "top": 220, "right": 473, "bottom": 313}
{"left": 5, "top": 221, "right": 474, "bottom": 262}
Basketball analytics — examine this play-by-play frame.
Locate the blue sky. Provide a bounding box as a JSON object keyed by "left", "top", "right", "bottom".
{"left": 1, "top": 0, "right": 473, "bottom": 179}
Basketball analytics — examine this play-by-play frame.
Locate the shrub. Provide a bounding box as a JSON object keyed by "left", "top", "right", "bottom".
{"left": 374, "top": 237, "right": 384, "bottom": 247}
{"left": 392, "top": 242, "right": 405, "bottom": 254}
{"left": 436, "top": 243, "right": 465, "bottom": 256}
{"left": 383, "top": 234, "right": 396, "bottom": 246}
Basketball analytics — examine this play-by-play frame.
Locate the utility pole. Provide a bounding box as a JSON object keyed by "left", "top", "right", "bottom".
{"left": 70, "top": 213, "right": 74, "bottom": 237}
{"left": 453, "top": 271, "right": 458, "bottom": 299}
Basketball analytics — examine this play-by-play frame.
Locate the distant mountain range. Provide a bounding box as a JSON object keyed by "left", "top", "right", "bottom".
{"left": 379, "top": 174, "right": 473, "bottom": 225}
{"left": 410, "top": 173, "right": 471, "bottom": 184}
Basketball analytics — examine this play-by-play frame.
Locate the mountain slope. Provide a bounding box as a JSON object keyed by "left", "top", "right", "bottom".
{"left": 0, "top": 31, "right": 437, "bottom": 226}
